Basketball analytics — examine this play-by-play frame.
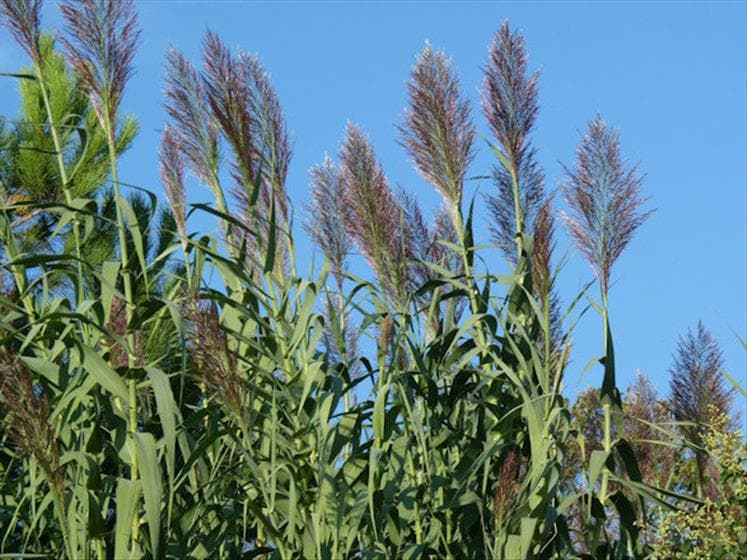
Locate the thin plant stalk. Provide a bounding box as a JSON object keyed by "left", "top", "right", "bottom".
{"left": 33, "top": 62, "right": 86, "bottom": 302}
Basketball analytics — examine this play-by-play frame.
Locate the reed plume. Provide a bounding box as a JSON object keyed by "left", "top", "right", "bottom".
{"left": 669, "top": 323, "right": 735, "bottom": 499}
{"left": 483, "top": 21, "right": 538, "bottom": 167}
{"left": 483, "top": 21, "right": 545, "bottom": 260}
{"left": 669, "top": 322, "right": 735, "bottom": 441}
{"left": 339, "top": 123, "right": 409, "bottom": 303}
{"left": 233, "top": 51, "right": 292, "bottom": 269}
{"left": 0, "top": 0, "right": 42, "bottom": 62}
{"left": 398, "top": 42, "right": 474, "bottom": 213}
{"left": 201, "top": 31, "right": 291, "bottom": 267}
{"left": 164, "top": 46, "right": 221, "bottom": 189}
{"left": 561, "top": 115, "right": 651, "bottom": 296}
{"left": 186, "top": 300, "right": 245, "bottom": 423}
{"left": 494, "top": 449, "right": 520, "bottom": 527}
{"left": 305, "top": 155, "right": 351, "bottom": 289}
{"left": 0, "top": 349, "right": 64, "bottom": 504}
{"left": 159, "top": 126, "right": 186, "bottom": 238}
{"left": 105, "top": 297, "right": 143, "bottom": 368}
{"left": 60, "top": 0, "right": 140, "bottom": 135}
{"left": 241, "top": 52, "right": 291, "bottom": 219}
{"left": 532, "top": 195, "right": 564, "bottom": 372}
{"left": 202, "top": 30, "right": 254, "bottom": 189}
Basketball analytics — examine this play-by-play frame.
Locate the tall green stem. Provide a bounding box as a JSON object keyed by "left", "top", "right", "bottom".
{"left": 104, "top": 122, "right": 140, "bottom": 549}
{"left": 599, "top": 289, "right": 611, "bottom": 504}
{"left": 35, "top": 63, "right": 85, "bottom": 303}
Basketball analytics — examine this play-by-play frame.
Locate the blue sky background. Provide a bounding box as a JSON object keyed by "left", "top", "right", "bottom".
{"left": 1, "top": 1, "right": 745, "bottom": 414}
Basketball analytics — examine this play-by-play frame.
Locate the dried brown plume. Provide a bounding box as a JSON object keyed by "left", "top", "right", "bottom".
{"left": 494, "top": 449, "right": 520, "bottom": 527}
{"left": 186, "top": 300, "right": 245, "bottom": 422}
{"left": 0, "top": 349, "right": 64, "bottom": 504}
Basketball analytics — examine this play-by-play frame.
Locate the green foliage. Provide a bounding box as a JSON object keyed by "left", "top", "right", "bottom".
{"left": 650, "top": 409, "right": 747, "bottom": 559}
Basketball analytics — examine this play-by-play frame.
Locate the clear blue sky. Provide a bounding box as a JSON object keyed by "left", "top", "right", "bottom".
{"left": 1, "top": 1, "right": 745, "bottom": 411}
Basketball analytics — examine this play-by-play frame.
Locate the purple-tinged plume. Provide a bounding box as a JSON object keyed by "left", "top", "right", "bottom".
{"left": 482, "top": 21, "right": 545, "bottom": 260}
{"left": 164, "top": 46, "right": 220, "bottom": 189}
{"left": 561, "top": 115, "right": 651, "bottom": 296}
{"left": 531, "top": 195, "right": 564, "bottom": 370}
{"left": 201, "top": 30, "right": 254, "bottom": 189}
{"left": 159, "top": 126, "right": 187, "bottom": 238}
{"left": 398, "top": 42, "right": 474, "bottom": 212}
{"left": 339, "top": 123, "right": 409, "bottom": 302}
{"left": 305, "top": 156, "right": 351, "bottom": 289}
{"left": 0, "top": 349, "right": 64, "bottom": 503}
{"left": 60, "top": 0, "right": 140, "bottom": 134}
{"left": 483, "top": 21, "right": 539, "bottom": 166}
{"left": 0, "top": 0, "right": 42, "bottom": 62}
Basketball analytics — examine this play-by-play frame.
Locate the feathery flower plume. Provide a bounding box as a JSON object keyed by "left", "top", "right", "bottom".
{"left": 624, "top": 372, "right": 675, "bottom": 489}
{"left": 233, "top": 52, "right": 292, "bottom": 267}
{"left": 186, "top": 300, "right": 245, "bottom": 422}
{"left": 669, "top": 322, "right": 735, "bottom": 497}
{"left": 60, "top": 0, "right": 140, "bottom": 134}
{"left": 561, "top": 115, "right": 651, "bottom": 296}
{"left": 339, "top": 123, "right": 409, "bottom": 302}
{"left": 398, "top": 42, "right": 474, "bottom": 212}
{"left": 494, "top": 449, "right": 520, "bottom": 527}
{"left": 398, "top": 193, "right": 466, "bottom": 329}
{"left": 0, "top": 0, "right": 42, "bottom": 62}
{"left": 201, "top": 31, "right": 291, "bottom": 267}
{"left": 241, "top": 53, "right": 291, "bottom": 216}
{"left": 163, "top": 47, "right": 220, "bottom": 188}
{"left": 487, "top": 153, "right": 544, "bottom": 260}
{"left": 201, "top": 31, "right": 255, "bottom": 193}
{"left": 482, "top": 21, "right": 544, "bottom": 259}
{"left": 321, "top": 294, "right": 360, "bottom": 378}
{"left": 106, "top": 297, "right": 143, "bottom": 368}
{"left": 0, "top": 349, "right": 64, "bottom": 503}
{"left": 532, "top": 195, "right": 564, "bottom": 366}
{"left": 398, "top": 188, "right": 433, "bottom": 290}
{"left": 483, "top": 21, "right": 538, "bottom": 166}
{"left": 531, "top": 195, "right": 555, "bottom": 303}
{"left": 305, "top": 156, "right": 351, "bottom": 289}
{"left": 669, "top": 322, "right": 735, "bottom": 441}
{"left": 159, "top": 126, "right": 187, "bottom": 238}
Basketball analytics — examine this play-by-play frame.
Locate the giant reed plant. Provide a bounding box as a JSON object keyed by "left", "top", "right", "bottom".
{"left": 0, "top": 2, "right": 737, "bottom": 559}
